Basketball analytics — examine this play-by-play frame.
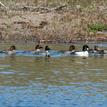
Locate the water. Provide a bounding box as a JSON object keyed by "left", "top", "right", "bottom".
{"left": 0, "top": 43, "right": 107, "bottom": 107}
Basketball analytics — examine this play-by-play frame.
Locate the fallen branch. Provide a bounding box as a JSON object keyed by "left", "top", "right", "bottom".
{"left": 0, "top": 1, "right": 8, "bottom": 9}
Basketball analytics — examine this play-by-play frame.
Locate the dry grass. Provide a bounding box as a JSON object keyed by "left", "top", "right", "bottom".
{"left": 0, "top": 0, "right": 107, "bottom": 43}
{"left": 1, "top": 0, "right": 107, "bottom": 7}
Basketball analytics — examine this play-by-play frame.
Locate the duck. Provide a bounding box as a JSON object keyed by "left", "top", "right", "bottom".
{"left": 93, "top": 45, "right": 104, "bottom": 54}
{"left": 69, "top": 45, "right": 76, "bottom": 54}
{"left": 45, "top": 46, "right": 51, "bottom": 57}
{"left": 33, "top": 45, "right": 43, "bottom": 54}
{"left": 7, "top": 45, "right": 16, "bottom": 55}
{"left": 75, "top": 44, "right": 89, "bottom": 57}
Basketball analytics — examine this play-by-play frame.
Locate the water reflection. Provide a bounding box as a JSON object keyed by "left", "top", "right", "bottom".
{"left": 0, "top": 55, "right": 106, "bottom": 86}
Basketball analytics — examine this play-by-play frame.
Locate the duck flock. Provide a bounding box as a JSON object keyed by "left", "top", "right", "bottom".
{"left": 0, "top": 44, "right": 106, "bottom": 58}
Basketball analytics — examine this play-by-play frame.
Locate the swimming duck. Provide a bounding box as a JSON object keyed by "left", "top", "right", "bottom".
{"left": 45, "top": 46, "right": 51, "bottom": 57}
{"left": 7, "top": 45, "right": 16, "bottom": 55}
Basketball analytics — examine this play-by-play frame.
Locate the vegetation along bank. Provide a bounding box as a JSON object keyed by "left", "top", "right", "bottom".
{"left": 0, "top": 0, "right": 107, "bottom": 43}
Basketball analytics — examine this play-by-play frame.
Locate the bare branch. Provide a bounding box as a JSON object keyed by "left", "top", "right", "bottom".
{"left": 0, "top": 1, "right": 8, "bottom": 9}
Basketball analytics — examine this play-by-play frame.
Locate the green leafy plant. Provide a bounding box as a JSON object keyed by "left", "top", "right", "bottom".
{"left": 88, "top": 23, "right": 107, "bottom": 33}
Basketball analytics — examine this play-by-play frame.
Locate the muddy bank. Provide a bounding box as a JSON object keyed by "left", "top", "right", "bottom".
{"left": 0, "top": 3, "right": 107, "bottom": 43}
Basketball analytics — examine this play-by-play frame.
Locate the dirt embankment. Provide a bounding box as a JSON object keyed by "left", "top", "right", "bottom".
{"left": 0, "top": 3, "right": 107, "bottom": 43}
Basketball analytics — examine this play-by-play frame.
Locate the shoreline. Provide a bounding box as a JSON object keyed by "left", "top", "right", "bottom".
{"left": 0, "top": 39, "right": 107, "bottom": 45}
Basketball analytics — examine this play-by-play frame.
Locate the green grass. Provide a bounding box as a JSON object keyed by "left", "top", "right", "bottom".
{"left": 88, "top": 23, "right": 107, "bottom": 33}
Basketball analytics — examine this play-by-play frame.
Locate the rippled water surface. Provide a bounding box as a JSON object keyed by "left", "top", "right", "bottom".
{"left": 0, "top": 43, "right": 107, "bottom": 107}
